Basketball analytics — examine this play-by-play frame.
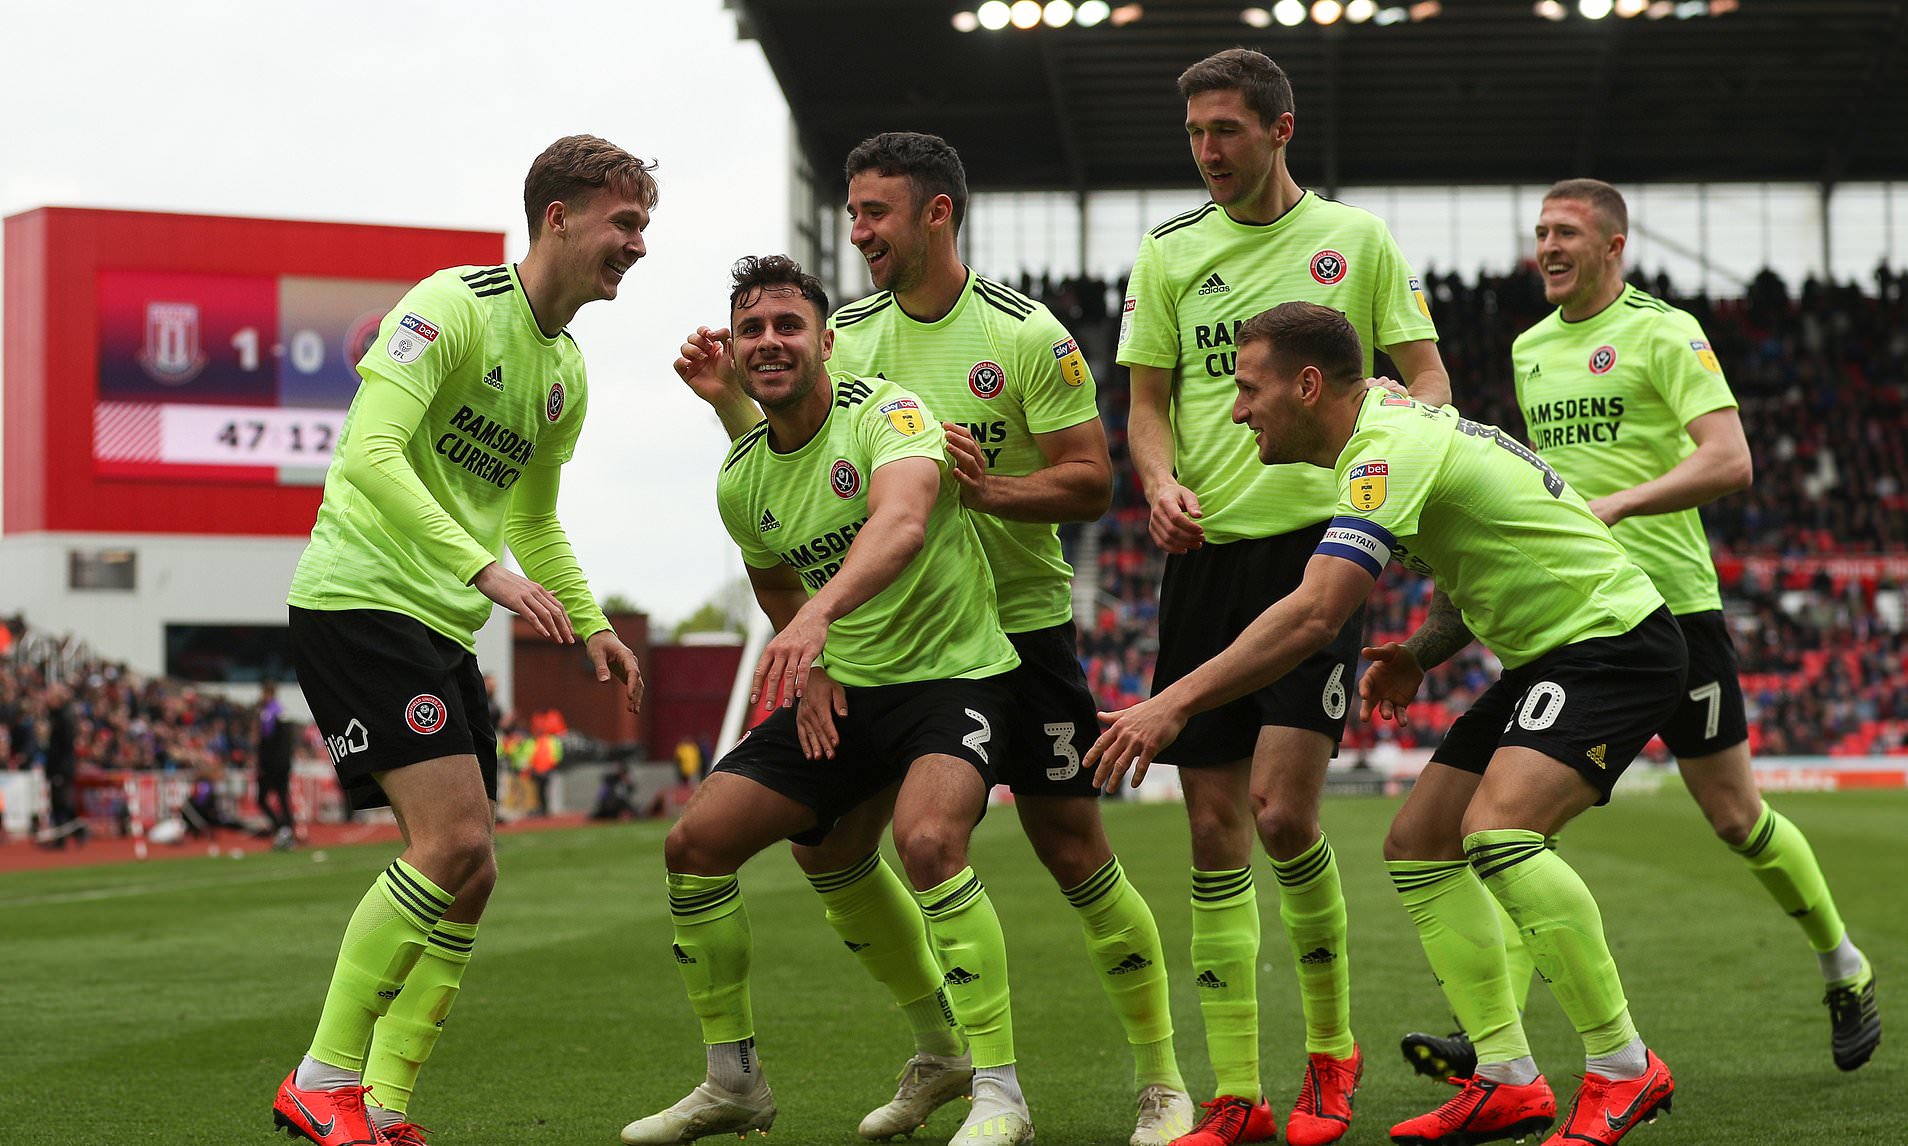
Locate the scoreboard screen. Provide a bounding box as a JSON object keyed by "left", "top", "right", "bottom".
{"left": 95, "top": 270, "right": 410, "bottom": 484}
{"left": 4, "top": 208, "right": 502, "bottom": 537}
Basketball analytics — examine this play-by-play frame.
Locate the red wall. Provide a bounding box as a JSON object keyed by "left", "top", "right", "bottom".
{"left": 512, "top": 613, "right": 652, "bottom": 749}
{"left": 648, "top": 643, "right": 748, "bottom": 758}
{"left": 3, "top": 207, "right": 501, "bottom": 537}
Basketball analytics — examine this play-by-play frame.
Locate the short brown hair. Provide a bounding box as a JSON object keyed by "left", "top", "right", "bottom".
{"left": 1236, "top": 301, "right": 1362, "bottom": 388}
{"left": 523, "top": 135, "right": 659, "bottom": 239}
{"left": 844, "top": 132, "right": 970, "bottom": 234}
{"left": 729, "top": 254, "right": 830, "bottom": 319}
{"left": 1544, "top": 178, "right": 1628, "bottom": 239}
{"left": 1178, "top": 48, "right": 1294, "bottom": 127}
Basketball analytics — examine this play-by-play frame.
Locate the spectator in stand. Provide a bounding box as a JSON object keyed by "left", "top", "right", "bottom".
{"left": 40, "top": 684, "right": 82, "bottom": 848}
{"left": 257, "top": 681, "right": 297, "bottom": 850}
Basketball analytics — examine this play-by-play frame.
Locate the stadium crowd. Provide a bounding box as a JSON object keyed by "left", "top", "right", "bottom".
{"left": 1044, "top": 262, "right": 1908, "bottom": 758}
{"left": 4, "top": 264, "right": 1903, "bottom": 837}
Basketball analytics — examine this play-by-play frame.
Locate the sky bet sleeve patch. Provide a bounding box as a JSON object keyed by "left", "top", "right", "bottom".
{"left": 387, "top": 313, "right": 440, "bottom": 364}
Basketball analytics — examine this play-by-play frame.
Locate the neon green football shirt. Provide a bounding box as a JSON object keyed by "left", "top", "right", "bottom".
{"left": 828, "top": 272, "right": 1099, "bottom": 633}
{"left": 716, "top": 373, "right": 1020, "bottom": 688}
{"left": 1513, "top": 285, "right": 1738, "bottom": 615}
{"left": 1118, "top": 192, "right": 1439, "bottom": 544}
{"left": 1318, "top": 389, "right": 1664, "bottom": 669}
{"left": 289, "top": 264, "right": 592, "bottom": 649}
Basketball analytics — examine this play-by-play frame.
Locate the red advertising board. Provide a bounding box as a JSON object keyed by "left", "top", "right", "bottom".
{"left": 4, "top": 208, "right": 502, "bottom": 536}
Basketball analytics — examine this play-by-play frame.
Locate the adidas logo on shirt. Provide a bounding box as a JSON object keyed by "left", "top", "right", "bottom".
{"left": 1108, "top": 953, "right": 1154, "bottom": 975}
{"left": 481, "top": 365, "right": 504, "bottom": 391}
{"left": 1197, "top": 272, "right": 1231, "bottom": 296}
{"left": 758, "top": 509, "right": 781, "bottom": 533}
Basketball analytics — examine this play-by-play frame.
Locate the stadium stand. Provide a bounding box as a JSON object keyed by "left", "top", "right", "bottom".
{"left": 1029, "top": 264, "right": 1908, "bottom": 760}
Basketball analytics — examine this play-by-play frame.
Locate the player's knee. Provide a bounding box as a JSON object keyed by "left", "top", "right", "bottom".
{"left": 416, "top": 826, "right": 493, "bottom": 889}
{"left": 895, "top": 821, "right": 970, "bottom": 889}
{"left": 663, "top": 820, "right": 728, "bottom": 875}
{"left": 1253, "top": 800, "right": 1319, "bottom": 860}
{"left": 1708, "top": 805, "right": 1758, "bottom": 848}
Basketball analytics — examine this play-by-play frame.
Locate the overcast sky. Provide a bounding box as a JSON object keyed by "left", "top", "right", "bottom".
{"left": 0, "top": 0, "right": 795, "bottom": 627}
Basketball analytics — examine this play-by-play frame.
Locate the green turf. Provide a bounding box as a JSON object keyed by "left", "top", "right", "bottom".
{"left": 3, "top": 789, "right": 1901, "bottom": 1144}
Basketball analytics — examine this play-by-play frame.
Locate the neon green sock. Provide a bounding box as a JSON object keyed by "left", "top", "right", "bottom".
{"left": 362, "top": 919, "right": 477, "bottom": 1115}
{"left": 916, "top": 868, "right": 1015, "bottom": 1068}
{"left": 808, "top": 852, "right": 963, "bottom": 1056}
{"left": 1734, "top": 802, "right": 1848, "bottom": 953}
{"left": 1191, "top": 867, "right": 1260, "bottom": 1100}
{"left": 1467, "top": 830, "right": 1637, "bottom": 1057}
{"left": 1389, "top": 860, "right": 1531, "bottom": 1067}
{"left": 668, "top": 872, "right": 754, "bottom": 1045}
{"left": 1493, "top": 893, "right": 1538, "bottom": 1015}
{"left": 1065, "top": 857, "right": 1183, "bottom": 1091}
{"left": 1270, "top": 836, "right": 1353, "bottom": 1058}
{"left": 308, "top": 860, "right": 451, "bottom": 1072}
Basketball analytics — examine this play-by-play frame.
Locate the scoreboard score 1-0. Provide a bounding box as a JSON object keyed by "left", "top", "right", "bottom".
{"left": 4, "top": 208, "right": 503, "bottom": 538}
{"left": 96, "top": 269, "right": 408, "bottom": 482}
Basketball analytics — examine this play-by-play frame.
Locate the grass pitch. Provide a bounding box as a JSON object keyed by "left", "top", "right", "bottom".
{"left": 4, "top": 788, "right": 1902, "bottom": 1144}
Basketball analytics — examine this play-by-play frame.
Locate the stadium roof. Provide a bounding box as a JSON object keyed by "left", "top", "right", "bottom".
{"left": 732, "top": 0, "right": 1908, "bottom": 193}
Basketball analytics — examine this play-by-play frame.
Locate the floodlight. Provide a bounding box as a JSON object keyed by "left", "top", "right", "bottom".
{"left": 1535, "top": 0, "right": 1566, "bottom": 18}
{"left": 1345, "top": 0, "right": 1376, "bottom": 20}
{"left": 1110, "top": 3, "right": 1144, "bottom": 25}
{"left": 1313, "top": 1, "right": 1344, "bottom": 24}
{"left": 1044, "top": 0, "right": 1075, "bottom": 26}
{"left": 1274, "top": 0, "right": 1306, "bottom": 26}
{"left": 1579, "top": 0, "right": 1614, "bottom": 18}
{"left": 978, "top": 1, "right": 1013, "bottom": 29}
{"left": 1242, "top": 7, "right": 1274, "bottom": 27}
{"left": 1077, "top": 0, "right": 1112, "bottom": 22}
{"left": 953, "top": 10, "right": 981, "bottom": 31}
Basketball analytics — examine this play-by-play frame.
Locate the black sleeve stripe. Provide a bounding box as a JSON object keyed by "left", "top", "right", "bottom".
{"left": 1149, "top": 203, "right": 1217, "bottom": 239}
{"left": 472, "top": 284, "right": 516, "bottom": 298}
{"left": 973, "top": 281, "right": 1033, "bottom": 321}
{"left": 834, "top": 379, "right": 875, "bottom": 408}
{"left": 459, "top": 265, "right": 507, "bottom": 282}
{"left": 976, "top": 276, "right": 1036, "bottom": 310}
{"left": 723, "top": 423, "right": 770, "bottom": 471}
{"left": 832, "top": 292, "right": 894, "bottom": 321}
{"left": 832, "top": 297, "right": 894, "bottom": 327}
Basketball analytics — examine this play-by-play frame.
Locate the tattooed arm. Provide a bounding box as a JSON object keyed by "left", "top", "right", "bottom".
{"left": 1359, "top": 588, "right": 1474, "bottom": 727}
{"left": 1404, "top": 589, "right": 1475, "bottom": 669}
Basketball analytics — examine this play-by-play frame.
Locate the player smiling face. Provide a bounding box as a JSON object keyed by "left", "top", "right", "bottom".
{"left": 558, "top": 189, "right": 649, "bottom": 304}
{"left": 730, "top": 285, "right": 833, "bottom": 412}
{"left": 1185, "top": 88, "right": 1286, "bottom": 214}
{"left": 1535, "top": 196, "right": 1624, "bottom": 316}
{"left": 847, "top": 170, "right": 934, "bottom": 294}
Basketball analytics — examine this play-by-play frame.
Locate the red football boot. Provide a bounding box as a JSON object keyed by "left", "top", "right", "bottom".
{"left": 1542, "top": 1052, "right": 1673, "bottom": 1146}
{"left": 1286, "top": 1046, "right": 1362, "bottom": 1146}
{"left": 1169, "top": 1095, "right": 1279, "bottom": 1146}
{"left": 272, "top": 1070, "right": 385, "bottom": 1146}
{"left": 1390, "top": 1074, "right": 1556, "bottom": 1145}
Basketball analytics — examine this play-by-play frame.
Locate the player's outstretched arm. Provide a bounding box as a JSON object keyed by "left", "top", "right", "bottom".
{"left": 751, "top": 455, "right": 941, "bottom": 709}
{"left": 675, "top": 324, "right": 761, "bottom": 440}
{"left": 1586, "top": 406, "right": 1751, "bottom": 524}
{"left": 945, "top": 418, "right": 1113, "bottom": 523}
{"left": 1086, "top": 554, "right": 1372, "bottom": 790}
{"left": 1128, "top": 363, "right": 1205, "bottom": 552}
{"left": 1385, "top": 339, "right": 1453, "bottom": 408}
